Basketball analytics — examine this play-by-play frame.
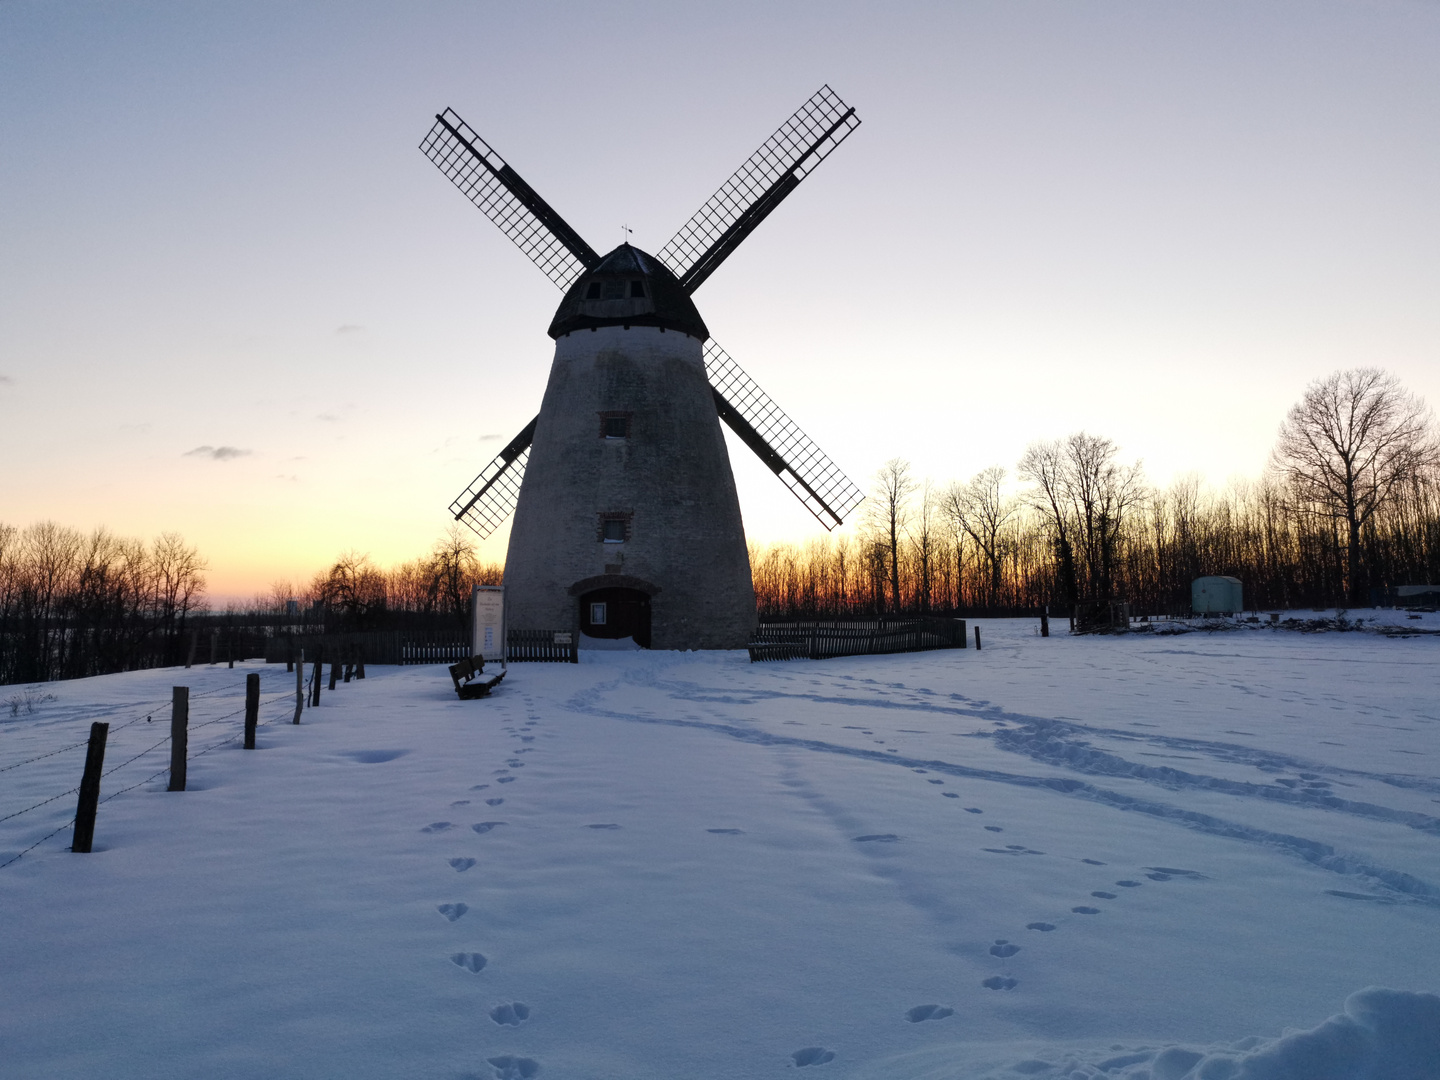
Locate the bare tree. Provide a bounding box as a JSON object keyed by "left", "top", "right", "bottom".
{"left": 1271, "top": 368, "right": 1440, "bottom": 605}
{"left": 866, "top": 458, "right": 916, "bottom": 613}
{"left": 948, "top": 466, "right": 1016, "bottom": 608}
{"left": 1019, "top": 440, "right": 1079, "bottom": 607}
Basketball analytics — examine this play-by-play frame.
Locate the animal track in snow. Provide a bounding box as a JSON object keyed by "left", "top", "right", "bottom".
{"left": 1071, "top": 906, "right": 1100, "bottom": 915}
{"left": 497, "top": 776, "right": 516, "bottom": 784}
{"left": 486, "top": 798, "right": 505, "bottom": 806}
{"left": 942, "top": 792, "right": 959, "bottom": 798}
{"left": 449, "top": 858, "right": 476, "bottom": 872}
{"left": 487, "top": 1055, "right": 539, "bottom": 1079}
{"left": 421, "top": 822, "right": 453, "bottom": 833}
{"left": 707, "top": 828, "right": 743, "bottom": 834}
{"left": 490, "top": 1002, "right": 531, "bottom": 1026}
{"left": 964, "top": 808, "right": 984, "bottom": 814}
{"left": 990, "top": 941, "right": 1020, "bottom": 957}
{"left": 984, "top": 826, "right": 1004, "bottom": 832}
{"left": 982, "top": 976, "right": 1018, "bottom": 990}
{"left": 792, "top": 1047, "right": 836, "bottom": 1066}
{"left": 438, "top": 903, "right": 468, "bottom": 921}
{"left": 905, "top": 1004, "right": 954, "bottom": 1022}
{"left": 853, "top": 834, "right": 899, "bottom": 843}
{"left": 1091, "top": 891, "right": 1117, "bottom": 899}
{"left": 586, "top": 823, "right": 621, "bottom": 829}
{"left": 927, "top": 779, "right": 944, "bottom": 785}
{"left": 451, "top": 800, "right": 471, "bottom": 807}
{"left": 451, "top": 952, "right": 486, "bottom": 972}
{"left": 471, "top": 784, "right": 490, "bottom": 791}
{"left": 1026, "top": 922, "right": 1056, "bottom": 932}
{"left": 472, "top": 822, "right": 506, "bottom": 834}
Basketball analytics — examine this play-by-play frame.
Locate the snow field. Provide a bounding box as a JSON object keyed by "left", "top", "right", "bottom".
{"left": 2, "top": 617, "right": 1438, "bottom": 1078}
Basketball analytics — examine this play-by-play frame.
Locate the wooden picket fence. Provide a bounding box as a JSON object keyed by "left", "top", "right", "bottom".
{"left": 747, "top": 617, "right": 968, "bottom": 662}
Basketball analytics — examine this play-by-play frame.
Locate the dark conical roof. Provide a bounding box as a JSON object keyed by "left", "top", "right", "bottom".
{"left": 548, "top": 245, "right": 708, "bottom": 341}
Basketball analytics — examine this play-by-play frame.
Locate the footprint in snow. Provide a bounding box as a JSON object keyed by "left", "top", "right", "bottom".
{"left": 942, "top": 792, "right": 959, "bottom": 798}
{"left": 982, "top": 976, "right": 1018, "bottom": 990}
{"left": 905, "top": 1004, "right": 953, "bottom": 1022}
{"left": 586, "top": 823, "right": 621, "bottom": 830}
{"left": 990, "top": 941, "right": 1020, "bottom": 957}
{"left": 1146, "top": 872, "right": 1171, "bottom": 881}
{"left": 486, "top": 798, "right": 505, "bottom": 806}
{"left": 853, "top": 834, "right": 899, "bottom": 843}
{"left": 490, "top": 1002, "right": 531, "bottom": 1026}
{"left": 792, "top": 1047, "right": 835, "bottom": 1066}
{"left": 449, "top": 858, "right": 476, "bottom": 872}
{"left": 451, "top": 952, "right": 486, "bottom": 972}
{"left": 1071, "top": 906, "right": 1101, "bottom": 915}
{"left": 707, "top": 828, "right": 744, "bottom": 835}
{"left": 964, "top": 808, "right": 984, "bottom": 814}
{"left": 1026, "top": 923, "right": 1056, "bottom": 932}
{"left": 497, "top": 776, "right": 516, "bottom": 784}
{"left": 487, "top": 1055, "right": 539, "bottom": 1079}
{"left": 1115, "top": 880, "right": 1141, "bottom": 888}
{"left": 438, "top": 903, "right": 468, "bottom": 921}
{"left": 421, "top": 822, "right": 453, "bottom": 833}
{"left": 984, "top": 826, "right": 1003, "bottom": 832}
{"left": 1091, "top": 892, "right": 1117, "bottom": 899}
{"left": 471, "top": 784, "right": 490, "bottom": 791}
{"left": 472, "top": 822, "right": 506, "bottom": 834}
{"left": 451, "top": 800, "right": 471, "bottom": 807}
{"left": 927, "top": 779, "right": 944, "bottom": 785}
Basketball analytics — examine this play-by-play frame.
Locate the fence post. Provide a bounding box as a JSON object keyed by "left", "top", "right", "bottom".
{"left": 227, "top": 634, "right": 234, "bottom": 669}
{"left": 286, "top": 637, "right": 294, "bottom": 674}
{"left": 294, "top": 648, "right": 304, "bottom": 724}
{"left": 168, "top": 687, "right": 188, "bottom": 792}
{"left": 328, "top": 661, "right": 339, "bottom": 692}
{"left": 71, "top": 722, "right": 109, "bottom": 853}
{"left": 185, "top": 629, "right": 197, "bottom": 669}
{"left": 209, "top": 629, "right": 218, "bottom": 665}
{"left": 356, "top": 647, "right": 365, "bottom": 679}
{"left": 311, "top": 649, "right": 323, "bottom": 707}
{"left": 974, "top": 626, "right": 982, "bottom": 650}
{"left": 244, "top": 672, "right": 259, "bottom": 749}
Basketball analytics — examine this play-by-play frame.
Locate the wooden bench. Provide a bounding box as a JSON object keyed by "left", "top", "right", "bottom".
{"left": 448, "top": 655, "right": 505, "bottom": 699}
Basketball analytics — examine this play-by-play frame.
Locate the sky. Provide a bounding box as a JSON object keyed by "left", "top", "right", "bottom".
{"left": 3, "top": 1, "right": 1439, "bottom": 602}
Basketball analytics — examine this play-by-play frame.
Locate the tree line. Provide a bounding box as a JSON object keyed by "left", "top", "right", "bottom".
{"left": 752, "top": 368, "right": 1440, "bottom": 618}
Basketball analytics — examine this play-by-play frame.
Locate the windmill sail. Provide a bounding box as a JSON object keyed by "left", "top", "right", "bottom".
{"left": 449, "top": 418, "right": 538, "bottom": 539}
{"left": 656, "top": 86, "right": 860, "bottom": 294}
{"left": 704, "top": 340, "right": 864, "bottom": 530}
{"left": 421, "top": 109, "right": 600, "bottom": 290}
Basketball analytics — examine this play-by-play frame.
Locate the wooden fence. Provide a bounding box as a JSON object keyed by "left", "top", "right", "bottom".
{"left": 747, "top": 617, "right": 968, "bottom": 662}
{"left": 263, "top": 628, "right": 577, "bottom": 665}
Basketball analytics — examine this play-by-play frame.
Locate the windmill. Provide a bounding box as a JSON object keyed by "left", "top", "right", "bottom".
{"left": 421, "top": 86, "right": 865, "bottom": 649}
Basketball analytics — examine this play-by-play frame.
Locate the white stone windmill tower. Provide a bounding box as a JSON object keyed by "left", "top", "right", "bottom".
{"left": 421, "top": 87, "right": 865, "bottom": 650}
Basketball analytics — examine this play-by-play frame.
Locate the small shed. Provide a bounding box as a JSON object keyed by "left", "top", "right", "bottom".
{"left": 1192, "top": 576, "right": 1242, "bottom": 615}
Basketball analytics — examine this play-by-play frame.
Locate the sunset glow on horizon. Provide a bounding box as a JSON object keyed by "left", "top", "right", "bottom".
{"left": 4, "top": 2, "right": 1438, "bottom": 603}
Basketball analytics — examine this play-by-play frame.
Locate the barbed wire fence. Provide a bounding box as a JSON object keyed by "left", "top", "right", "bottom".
{"left": 0, "top": 661, "right": 347, "bottom": 870}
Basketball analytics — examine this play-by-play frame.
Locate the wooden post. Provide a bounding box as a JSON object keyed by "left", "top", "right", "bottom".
{"left": 71, "top": 722, "right": 109, "bottom": 853}
{"left": 355, "top": 646, "right": 365, "bottom": 680}
{"left": 294, "top": 648, "right": 304, "bottom": 724}
{"left": 227, "top": 634, "right": 234, "bottom": 669}
{"left": 328, "top": 661, "right": 339, "bottom": 691}
{"left": 286, "top": 637, "right": 294, "bottom": 674}
{"left": 1040, "top": 607, "right": 1050, "bottom": 638}
{"left": 310, "top": 649, "right": 322, "bottom": 707}
{"left": 209, "top": 629, "right": 218, "bottom": 665}
{"left": 168, "top": 686, "right": 188, "bottom": 792}
{"left": 343, "top": 656, "right": 353, "bottom": 683}
{"left": 185, "top": 629, "right": 197, "bottom": 669}
{"left": 243, "top": 672, "right": 259, "bottom": 749}
{"left": 974, "top": 626, "right": 982, "bottom": 650}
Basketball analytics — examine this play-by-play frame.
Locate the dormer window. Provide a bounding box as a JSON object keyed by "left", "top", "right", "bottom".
{"left": 585, "top": 281, "right": 602, "bottom": 300}
{"left": 629, "top": 280, "right": 646, "bottom": 298}
{"left": 601, "top": 279, "right": 626, "bottom": 300}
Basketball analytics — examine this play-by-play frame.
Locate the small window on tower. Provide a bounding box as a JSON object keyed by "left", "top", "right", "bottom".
{"left": 602, "top": 518, "right": 626, "bottom": 543}
{"left": 585, "top": 281, "right": 602, "bottom": 300}
{"left": 629, "top": 279, "right": 646, "bottom": 298}
{"left": 602, "top": 415, "right": 629, "bottom": 439}
{"left": 590, "top": 602, "right": 607, "bottom": 625}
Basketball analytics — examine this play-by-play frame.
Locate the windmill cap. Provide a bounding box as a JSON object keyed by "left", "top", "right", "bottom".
{"left": 548, "top": 245, "right": 709, "bottom": 341}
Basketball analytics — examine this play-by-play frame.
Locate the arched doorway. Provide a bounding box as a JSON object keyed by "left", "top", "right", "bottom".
{"left": 579, "top": 587, "right": 651, "bottom": 648}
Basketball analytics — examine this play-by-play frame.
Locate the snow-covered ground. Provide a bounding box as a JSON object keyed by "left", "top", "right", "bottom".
{"left": 3, "top": 617, "right": 1438, "bottom": 1079}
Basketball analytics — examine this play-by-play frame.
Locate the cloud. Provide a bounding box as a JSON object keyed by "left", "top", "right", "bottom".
{"left": 183, "top": 445, "right": 251, "bottom": 461}
{"left": 335, "top": 324, "right": 363, "bottom": 335}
